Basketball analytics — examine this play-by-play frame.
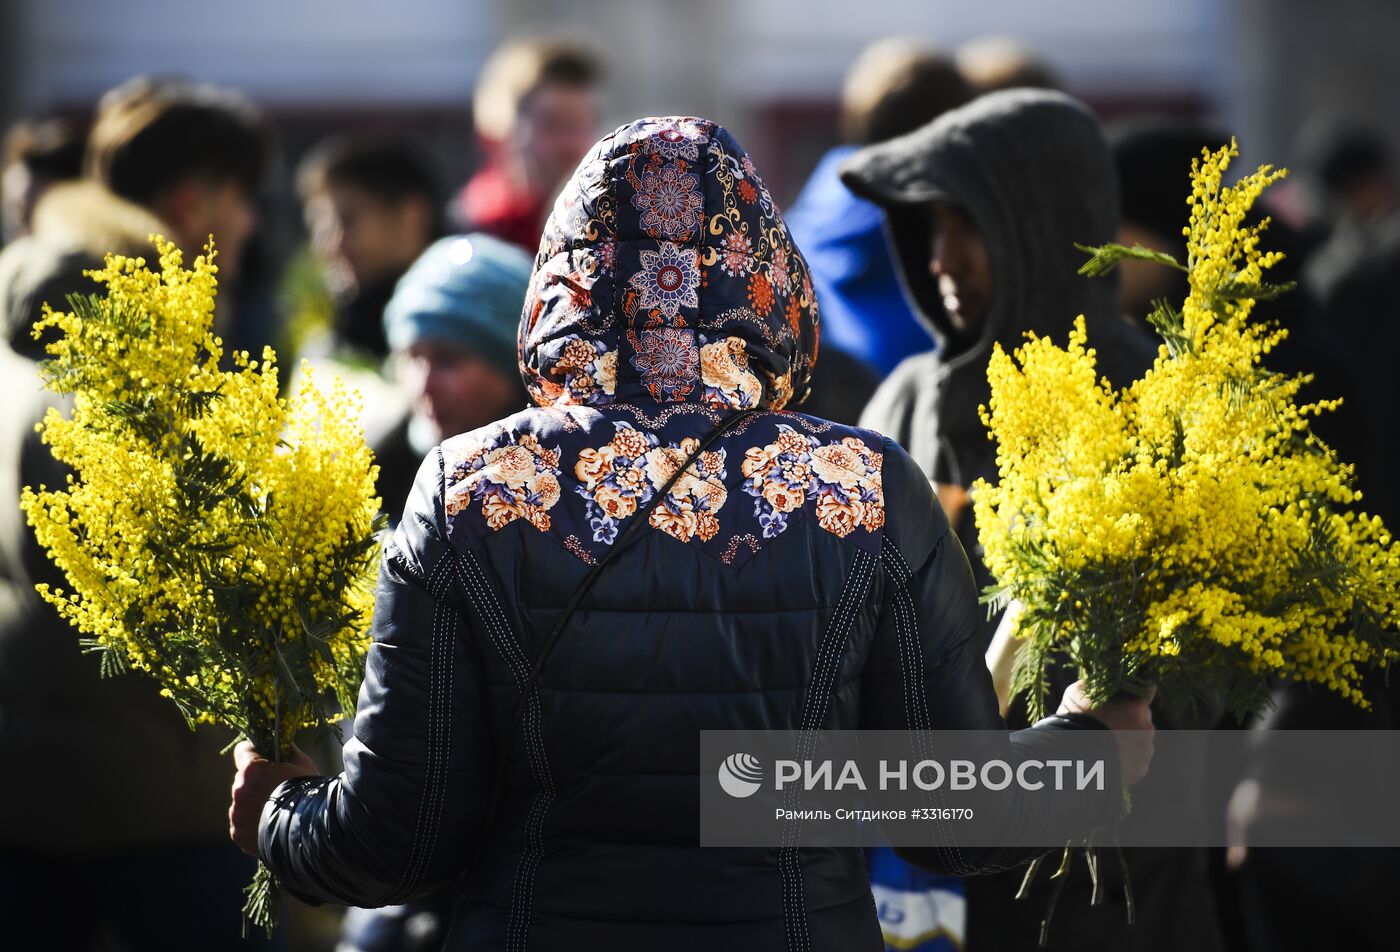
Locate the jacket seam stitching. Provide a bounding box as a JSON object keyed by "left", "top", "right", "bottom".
{"left": 386, "top": 555, "right": 455, "bottom": 902}
{"left": 779, "top": 548, "right": 876, "bottom": 952}
{"left": 453, "top": 548, "right": 557, "bottom": 952}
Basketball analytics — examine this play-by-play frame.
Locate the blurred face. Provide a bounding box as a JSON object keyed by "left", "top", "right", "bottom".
{"left": 398, "top": 339, "right": 521, "bottom": 441}
{"left": 305, "top": 184, "right": 432, "bottom": 292}
{"left": 161, "top": 178, "right": 258, "bottom": 280}
{"left": 513, "top": 82, "right": 599, "bottom": 196}
{"left": 928, "top": 201, "right": 992, "bottom": 339}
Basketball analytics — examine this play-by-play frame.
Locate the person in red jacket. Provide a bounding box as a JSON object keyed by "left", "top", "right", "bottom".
{"left": 453, "top": 38, "right": 602, "bottom": 253}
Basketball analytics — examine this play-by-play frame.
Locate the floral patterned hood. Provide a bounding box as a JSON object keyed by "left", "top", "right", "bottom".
{"left": 437, "top": 118, "right": 882, "bottom": 567}
{"left": 518, "top": 117, "right": 821, "bottom": 412}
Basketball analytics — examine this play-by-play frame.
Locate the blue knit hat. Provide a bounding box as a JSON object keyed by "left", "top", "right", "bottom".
{"left": 383, "top": 233, "right": 534, "bottom": 377}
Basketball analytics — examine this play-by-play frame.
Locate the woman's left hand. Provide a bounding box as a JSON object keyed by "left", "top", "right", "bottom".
{"left": 229, "top": 741, "right": 319, "bottom": 857}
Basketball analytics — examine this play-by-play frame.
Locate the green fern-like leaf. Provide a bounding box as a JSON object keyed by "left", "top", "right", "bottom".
{"left": 1076, "top": 242, "right": 1186, "bottom": 278}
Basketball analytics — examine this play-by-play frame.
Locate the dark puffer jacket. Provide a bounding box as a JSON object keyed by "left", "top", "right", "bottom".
{"left": 259, "top": 117, "right": 1119, "bottom": 951}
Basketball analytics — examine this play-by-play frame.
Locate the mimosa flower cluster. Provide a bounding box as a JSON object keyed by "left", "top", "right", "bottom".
{"left": 20, "top": 237, "right": 382, "bottom": 757}
{"left": 974, "top": 143, "right": 1400, "bottom": 720}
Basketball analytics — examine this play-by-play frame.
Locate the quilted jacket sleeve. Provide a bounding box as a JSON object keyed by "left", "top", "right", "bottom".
{"left": 258, "top": 447, "right": 494, "bottom": 906}
{"left": 859, "top": 437, "right": 1121, "bottom": 875}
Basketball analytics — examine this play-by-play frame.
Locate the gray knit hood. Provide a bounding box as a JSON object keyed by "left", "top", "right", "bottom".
{"left": 842, "top": 89, "right": 1150, "bottom": 486}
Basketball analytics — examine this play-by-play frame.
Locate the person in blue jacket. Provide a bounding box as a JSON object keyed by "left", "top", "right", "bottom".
{"left": 785, "top": 39, "right": 972, "bottom": 377}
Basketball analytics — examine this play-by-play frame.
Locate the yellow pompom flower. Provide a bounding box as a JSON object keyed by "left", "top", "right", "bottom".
{"left": 975, "top": 142, "right": 1400, "bottom": 720}
{"left": 19, "top": 237, "right": 383, "bottom": 929}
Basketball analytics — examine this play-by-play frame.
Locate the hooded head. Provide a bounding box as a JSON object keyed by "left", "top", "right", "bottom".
{"left": 839, "top": 90, "right": 1148, "bottom": 488}
{"left": 518, "top": 117, "right": 820, "bottom": 413}
{"left": 839, "top": 88, "right": 1121, "bottom": 364}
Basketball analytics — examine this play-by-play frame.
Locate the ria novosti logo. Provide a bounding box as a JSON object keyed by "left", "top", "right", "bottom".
{"left": 716, "top": 752, "right": 1108, "bottom": 798}
{"left": 718, "top": 753, "right": 764, "bottom": 798}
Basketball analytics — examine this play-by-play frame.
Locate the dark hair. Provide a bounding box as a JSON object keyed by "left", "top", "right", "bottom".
{"left": 531, "top": 42, "right": 599, "bottom": 88}
{"left": 86, "top": 77, "right": 268, "bottom": 206}
{"left": 840, "top": 41, "right": 973, "bottom": 145}
{"left": 1296, "top": 120, "right": 1393, "bottom": 196}
{"left": 3, "top": 117, "right": 87, "bottom": 180}
{"left": 296, "top": 135, "right": 442, "bottom": 209}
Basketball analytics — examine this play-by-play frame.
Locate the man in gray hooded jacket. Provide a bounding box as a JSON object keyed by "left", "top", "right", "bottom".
{"left": 843, "top": 89, "right": 1155, "bottom": 648}
{"left": 841, "top": 89, "right": 1223, "bottom": 952}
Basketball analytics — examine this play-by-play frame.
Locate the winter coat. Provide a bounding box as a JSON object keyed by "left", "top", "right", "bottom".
{"left": 259, "top": 117, "right": 1121, "bottom": 952}
{"left": 454, "top": 161, "right": 551, "bottom": 255}
{"left": 0, "top": 182, "right": 236, "bottom": 853}
{"left": 1295, "top": 209, "right": 1400, "bottom": 527}
{"left": 0, "top": 181, "right": 162, "bottom": 357}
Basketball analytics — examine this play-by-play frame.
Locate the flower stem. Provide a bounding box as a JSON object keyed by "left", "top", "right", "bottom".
{"left": 241, "top": 861, "right": 279, "bottom": 936}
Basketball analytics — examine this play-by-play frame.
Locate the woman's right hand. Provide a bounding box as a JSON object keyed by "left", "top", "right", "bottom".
{"left": 229, "top": 741, "right": 319, "bottom": 857}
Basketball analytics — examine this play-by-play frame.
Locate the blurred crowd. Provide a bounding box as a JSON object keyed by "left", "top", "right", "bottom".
{"left": 1, "top": 30, "right": 1397, "bottom": 952}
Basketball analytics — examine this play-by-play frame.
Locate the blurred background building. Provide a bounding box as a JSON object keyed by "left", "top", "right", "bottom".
{"left": 3, "top": 0, "right": 1397, "bottom": 207}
